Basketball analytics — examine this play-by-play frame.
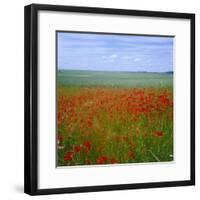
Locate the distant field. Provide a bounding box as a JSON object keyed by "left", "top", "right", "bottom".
{"left": 57, "top": 70, "right": 173, "bottom": 88}
{"left": 57, "top": 70, "right": 173, "bottom": 166}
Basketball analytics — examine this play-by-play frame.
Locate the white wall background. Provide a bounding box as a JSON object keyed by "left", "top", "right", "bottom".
{"left": 0, "top": 0, "right": 198, "bottom": 199}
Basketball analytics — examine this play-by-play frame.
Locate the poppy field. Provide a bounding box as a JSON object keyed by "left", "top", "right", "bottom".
{"left": 57, "top": 70, "right": 173, "bottom": 166}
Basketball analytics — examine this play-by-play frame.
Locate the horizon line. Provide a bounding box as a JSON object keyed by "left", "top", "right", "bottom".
{"left": 58, "top": 68, "right": 173, "bottom": 73}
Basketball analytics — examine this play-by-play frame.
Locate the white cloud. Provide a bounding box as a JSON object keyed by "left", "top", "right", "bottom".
{"left": 134, "top": 58, "right": 141, "bottom": 62}
{"left": 111, "top": 54, "right": 117, "bottom": 58}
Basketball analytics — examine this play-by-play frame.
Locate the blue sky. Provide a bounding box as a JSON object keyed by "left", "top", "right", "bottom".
{"left": 57, "top": 32, "right": 174, "bottom": 72}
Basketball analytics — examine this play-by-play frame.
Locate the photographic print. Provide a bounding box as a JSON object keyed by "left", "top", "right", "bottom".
{"left": 56, "top": 31, "right": 174, "bottom": 166}
{"left": 25, "top": 4, "right": 195, "bottom": 195}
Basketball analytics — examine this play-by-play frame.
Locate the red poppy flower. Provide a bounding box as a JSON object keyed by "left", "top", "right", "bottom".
{"left": 97, "top": 156, "right": 107, "bottom": 164}
{"left": 84, "top": 141, "right": 91, "bottom": 150}
{"left": 57, "top": 135, "right": 64, "bottom": 142}
{"left": 74, "top": 145, "right": 82, "bottom": 153}
{"left": 154, "top": 131, "right": 164, "bottom": 137}
{"left": 64, "top": 152, "right": 73, "bottom": 162}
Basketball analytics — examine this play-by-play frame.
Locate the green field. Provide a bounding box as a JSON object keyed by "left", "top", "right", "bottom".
{"left": 57, "top": 70, "right": 173, "bottom": 166}
{"left": 57, "top": 70, "right": 173, "bottom": 88}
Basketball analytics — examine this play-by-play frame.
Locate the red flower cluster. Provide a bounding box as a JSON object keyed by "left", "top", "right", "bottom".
{"left": 97, "top": 156, "right": 107, "bottom": 164}
{"left": 64, "top": 152, "right": 73, "bottom": 162}
{"left": 58, "top": 87, "right": 173, "bottom": 165}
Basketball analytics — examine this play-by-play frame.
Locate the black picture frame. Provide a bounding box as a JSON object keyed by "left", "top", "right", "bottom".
{"left": 24, "top": 3, "right": 195, "bottom": 195}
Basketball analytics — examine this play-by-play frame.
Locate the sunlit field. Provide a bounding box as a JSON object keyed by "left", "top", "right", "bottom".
{"left": 57, "top": 70, "right": 173, "bottom": 166}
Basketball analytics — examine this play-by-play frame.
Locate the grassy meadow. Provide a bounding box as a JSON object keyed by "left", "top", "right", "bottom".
{"left": 57, "top": 70, "right": 173, "bottom": 166}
